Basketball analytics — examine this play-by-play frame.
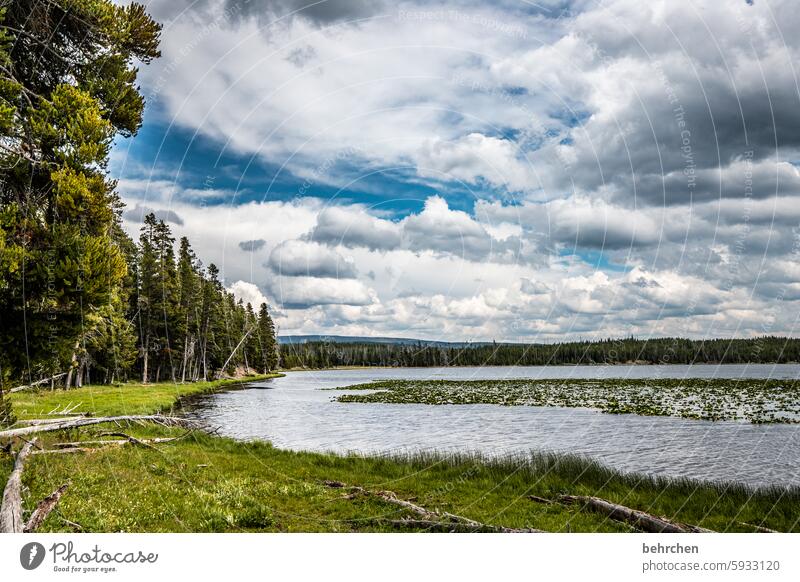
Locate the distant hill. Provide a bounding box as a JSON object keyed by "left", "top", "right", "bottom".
{"left": 278, "top": 335, "right": 489, "bottom": 348}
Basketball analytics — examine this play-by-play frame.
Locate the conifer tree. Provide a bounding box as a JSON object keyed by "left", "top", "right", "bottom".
{"left": 0, "top": 2, "right": 159, "bottom": 400}
{"left": 257, "top": 303, "right": 279, "bottom": 373}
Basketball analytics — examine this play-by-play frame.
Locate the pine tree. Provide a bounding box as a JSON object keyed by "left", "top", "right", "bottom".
{"left": 177, "top": 237, "right": 200, "bottom": 382}
{"left": 257, "top": 303, "right": 279, "bottom": 373}
{"left": 0, "top": 1, "right": 160, "bottom": 388}
{"left": 152, "top": 219, "right": 179, "bottom": 382}
{"left": 137, "top": 214, "right": 159, "bottom": 382}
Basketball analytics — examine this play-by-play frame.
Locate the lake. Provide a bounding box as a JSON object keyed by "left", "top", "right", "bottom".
{"left": 184, "top": 364, "right": 800, "bottom": 488}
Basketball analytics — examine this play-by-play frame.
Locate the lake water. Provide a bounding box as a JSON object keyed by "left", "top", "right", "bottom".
{"left": 184, "top": 365, "right": 800, "bottom": 488}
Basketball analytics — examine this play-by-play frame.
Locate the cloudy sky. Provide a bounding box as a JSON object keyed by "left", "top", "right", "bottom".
{"left": 114, "top": 0, "right": 800, "bottom": 341}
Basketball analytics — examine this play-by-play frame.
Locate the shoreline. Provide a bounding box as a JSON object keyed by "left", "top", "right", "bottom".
{"left": 2, "top": 377, "right": 798, "bottom": 533}
{"left": 283, "top": 361, "right": 799, "bottom": 372}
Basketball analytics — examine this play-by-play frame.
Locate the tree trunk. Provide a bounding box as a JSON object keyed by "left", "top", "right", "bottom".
{"left": 216, "top": 328, "right": 253, "bottom": 379}
{"left": 559, "top": 495, "right": 712, "bottom": 533}
{"left": 142, "top": 338, "right": 149, "bottom": 383}
{"left": 24, "top": 484, "right": 68, "bottom": 532}
{"left": 0, "top": 439, "right": 38, "bottom": 533}
{"left": 76, "top": 360, "right": 84, "bottom": 388}
{"left": 9, "top": 373, "right": 67, "bottom": 393}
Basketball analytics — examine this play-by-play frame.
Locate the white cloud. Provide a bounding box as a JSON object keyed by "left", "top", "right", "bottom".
{"left": 415, "top": 133, "right": 535, "bottom": 191}
{"left": 228, "top": 280, "right": 269, "bottom": 308}
{"left": 268, "top": 239, "right": 358, "bottom": 278}
{"left": 267, "top": 276, "right": 376, "bottom": 308}
{"left": 309, "top": 206, "right": 402, "bottom": 251}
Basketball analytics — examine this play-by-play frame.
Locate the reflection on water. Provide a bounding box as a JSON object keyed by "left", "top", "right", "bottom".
{"left": 184, "top": 365, "right": 800, "bottom": 488}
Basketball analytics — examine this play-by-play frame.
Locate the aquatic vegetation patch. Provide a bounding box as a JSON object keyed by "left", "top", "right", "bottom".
{"left": 335, "top": 378, "right": 800, "bottom": 423}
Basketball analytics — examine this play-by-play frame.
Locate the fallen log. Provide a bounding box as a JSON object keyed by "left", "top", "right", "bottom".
{"left": 0, "top": 439, "right": 38, "bottom": 533}
{"left": 379, "top": 518, "right": 540, "bottom": 533}
{"left": 0, "top": 415, "right": 200, "bottom": 439}
{"left": 9, "top": 374, "right": 67, "bottom": 393}
{"left": 24, "top": 484, "right": 69, "bottom": 532}
{"left": 15, "top": 418, "right": 86, "bottom": 426}
{"left": 559, "top": 495, "right": 713, "bottom": 533}
{"left": 32, "top": 436, "right": 182, "bottom": 455}
{"left": 52, "top": 436, "right": 180, "bottom": 449}
{"left": 93, "top": 431, "right": 161, "bottom": 451}
{"left": 324, "top": 480, "right": 541, "bottom": 533}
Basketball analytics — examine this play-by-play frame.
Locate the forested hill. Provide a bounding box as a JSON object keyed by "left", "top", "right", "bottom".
{"left": 279, "top": 336, "right": 800, "bottom": 368}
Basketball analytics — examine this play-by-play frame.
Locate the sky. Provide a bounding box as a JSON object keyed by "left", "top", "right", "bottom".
{"left": 113, "top": 0, "right": 800, "bottom": 342}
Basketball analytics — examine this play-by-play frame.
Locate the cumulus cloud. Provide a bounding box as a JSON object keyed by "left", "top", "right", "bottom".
{"left": 228, "top": 280, "right": 269, "bottom": 308}
{"left": 415, "top": 133, "right": 535, "bottom": 191}
{"left": 268, "top": 276, "right": 375, "bottom": 308}
{"left": 403, "top": 195, "right": 498, "bottom": 259}
{"left": 309, "top": 206, "right": 402, "bottom": 251}
{"left": 267, "top": 240, "right": 358, "bottom": 278}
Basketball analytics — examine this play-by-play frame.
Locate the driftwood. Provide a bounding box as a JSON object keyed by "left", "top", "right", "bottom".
{"left": 323, "top": 480, "right": 541, "bottom": 533}
{"left": 528, "top": 495, "right": 554, "bottom": 505}
{"left": 24, "top": 484, "right": 69, "bottom": 532}
{"left": 9, "top": 373, "right": 67, "bottom": 393}
{"left": 559, "top": 495, "right": 713, "bottom": 533}
{"left": 0, "top": 415, "right": 200, "bottom": 439}
{"left": 0, "top": 439, "right": 38, "bottom": 533}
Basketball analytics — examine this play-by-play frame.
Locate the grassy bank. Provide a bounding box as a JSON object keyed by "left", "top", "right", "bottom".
{"left": 336, "top": 378, "right": 800, "bottom": 424}
{"left": 9, "top": 374, "right": 282, "bottom": 420}
{"left": 2, "top": 377, "right": 799, "bottom": 532}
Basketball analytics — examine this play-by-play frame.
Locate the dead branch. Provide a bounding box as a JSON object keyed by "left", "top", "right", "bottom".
{"left": 0, "top": 438, "right": 38, "bottom": 533}
{"left": 52, "top": 436, "right": 181, "bottom": 449}
{"left": 323, "top": 480, "right": 541, "bottom": 533}
{"left": 377, "top": 518, "right": 540, "bottom": 533}
{"left": 0, "top": 415, "right": 201, "bottom": 439}
{"left": 9, "top": 374, "right": 67, "bottom": 393}
{"left": 91, "top": 431, "right": 161, "bottom": 451}
{"left": 739, "top": 521, "right": 778, "bottom": 533}
{"left": 24, "top": 483, "right": 69, "bottom": 532}
{"left": 15, "top": 417, "right": 86, "bottom": 426}
{"left": 559, "top": 495, "right": 713, "bottom": 533}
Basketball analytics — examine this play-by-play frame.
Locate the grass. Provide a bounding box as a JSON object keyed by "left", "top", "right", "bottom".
{"left": 2, "top": 376, "right": 799, "bottom": 533}
{"left": 9, "top": 374, "right": 281, "bottom": 420}
{"left": 335, "top": 378, "right": 800, "bottom": 423}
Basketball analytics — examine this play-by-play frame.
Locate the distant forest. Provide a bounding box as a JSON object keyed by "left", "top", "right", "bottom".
{"left": 279, "top": 336, "right": 800, "bottom": 369}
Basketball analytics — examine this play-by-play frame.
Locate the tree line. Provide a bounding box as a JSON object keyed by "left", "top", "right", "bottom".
{"left": 0, "top": 2, "right": 277, "bottom": 426}
{"left": 280, "top": 336, "right": 800, "bottom": 369}
{"left": 81, "top": 211, "right": 279, "bottom": 387}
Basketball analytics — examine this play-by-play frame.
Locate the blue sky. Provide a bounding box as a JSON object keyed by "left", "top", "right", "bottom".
{"left": 113, "top": 0, "right": 800, "bottom": 341}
